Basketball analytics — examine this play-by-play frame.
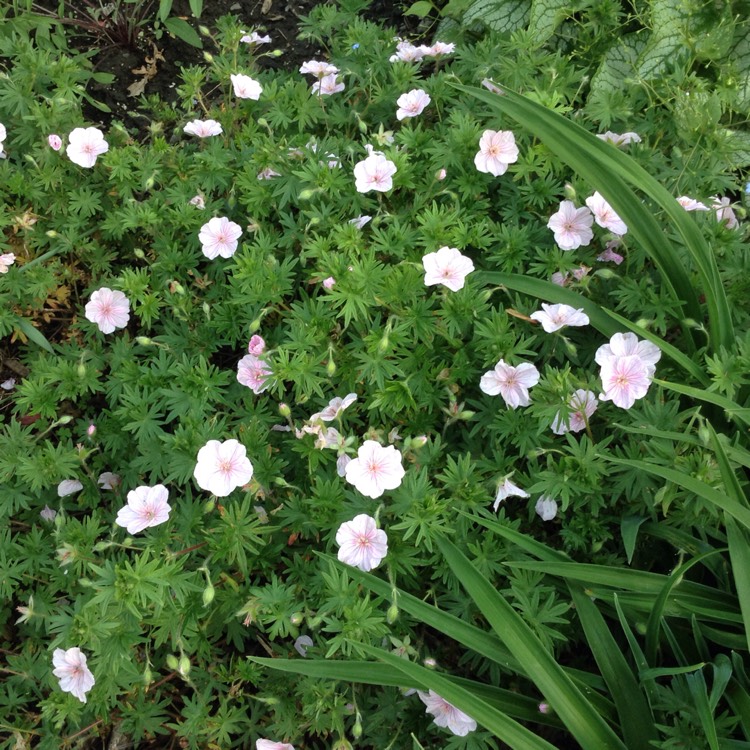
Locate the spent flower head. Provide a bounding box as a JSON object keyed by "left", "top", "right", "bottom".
{"left": 52, "top": 648, "right": 95, "bottom": 703}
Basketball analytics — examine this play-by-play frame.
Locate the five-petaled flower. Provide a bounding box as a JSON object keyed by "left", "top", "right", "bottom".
{"left": 547, "top": 201, "right": 594, "bottom": 250}
{"left": 194, "top": 439, "right": 254, "bottom": 497}
{"left": 309, "top": 393, "right": 357, "bottom": 422}
{"left": 396, "top": 89, "right": 431, "bottom": 120}
{"left": 551, "top": 389, "right": 598, "bottom": 434}
{"left": 474, "top": 129, "right": 518, "bottom": 176}
{"left": 530, "top": 303, "right": 589, "bottom": 333}
{"left": 183, "top": 119, "right": 223, "bottom": 138}
{"left": 599, "top": 354, "right": 652, "bottom": 409}
{"left": 237, "top": 354, "right": 272, "bottom": 394}
{"left": 480, "top": 360, "right": 540, "bottom": 409}
{"left": 586, "top": 192, "right": 628, "bottom": 235}
{"left": 354, "top": 151, "right": 397, "bottom": 193}
{"left": 493, "top": 477, "right": 529, "bottom": 512}
{"left": 66, "top": 127, "right": 109, "bottom": 168}
{"left": 312, "top": 74, "right": 345, "bottom": 96}
{"left": 0, "top": 253, "right": 16, "bottom": 273}
{"left": 418, "top": 690, "right": 477, "bottom": 736}
{"left": 595, "top": 332, "right": 661, "bottom": 375}
{"left": 115, "top": 484, "right": 171, "bottom": 534}
{"left": 85, "top": 287, "right": 130, "bottom": 334}
{"left": 299, "top": 60, "right": 339, "bottom": 77}
{"left": 335, "top": 514, "right": 388, "bottom": 571}
{"left": 199, "top": 216, "right": 243, "bottom": 259}
{"left": 241, "top": 31, "right": 271, "bottom": 45}
{"left": 422, "top": 246, "right": 474, "bottom": 292}
{"left": 256, "top": 739, "right": 294, "bottom": 750}
{"left": 231, "top": 73, "right": 263, "bottom": 100}
{"left": 52, "top": 647, "right": 95, "bottom": 703}
{"left": 345, "top": 440, "right": 405, "bottom": 498}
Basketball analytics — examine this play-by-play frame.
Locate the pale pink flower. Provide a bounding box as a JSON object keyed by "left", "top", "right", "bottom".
{"left": 597, "top": 240, "right": 624, "bottom": 264}
{"left": 57, "top": 479, "right": 82, "bottom": 497}
{"left": 87, "top": 423, "right": 96, "bottom": 437}
{"left": 349, "top": 214, "right": 371, "bottom": 229}
{"left": 240, "top": 31, "right": 271, "bottom": 45}
{"left": 312, "top": 74, "right": 345, "bottom": 96}
{"left": 336, "top": 513, "right": 388, "bottom": 571}
{"left": 423, "top": 41, "right": 455, "bottom": 56}
{"left": 0, "top": 123, "right": 6, "bottom": 143}
{"left": 97, "top": 472, "right": 121, "bottom": 490}
{"left": 40, "top": 505, "right": 57, "bottom": 522}
{"left": 712, "top": 196, "right": 739, "bottom": 229}
{"left": 418, "top": 690, "right": 477, "bottom": 736}
{"left": 595, "top": 332, "right": 661, "bottom": 375}
{"left": 322, "top": 276, "right": 336, "bottom": 289}
{"left": 299, "top": 60, "right": 339, "bottom": 77}
{"left": 677, "top": 196, "right": 709, "bottom": 212}
{"left": 422, "top": 246, "right": 474, "bottom": 292}
{"left": 115, "top": 484, "right": 171, "bottom": 534}
{"left": 530, "top": 303, "right": 589, "bottom": 333}
{"left": 183, "top": 119, "right": 223, "bottom": 138}
{"left": 389, "top": 40, "right": 425, "bottom": 62}
{"left": 194, "top": 439, "right": 254, "bottom": 497}
{"left": 586, "top": 192, "right": 628, "bottom": 235}
{"left": 257, "top": 167, "right": 281, "bottom": 180}
{"left": 256, "top": 741, "right": 294, "bottom": 750}
{"left": 336, "top": 454, "right": 351, "bottom": 477}
{"left": 599, "top": 354, "right": 653, "bottom": 409}
{"left": 231, "top": 73, "right": 263, "bottom": 100}
{"left": 247, "top": 335, "right": 266, "bottom": 356}
{"left": 311, "top": 393, "right": 357, "bottom": 422}
{"left": 551, "top": 271, "right": 569, "bottom": 287}
{"left": 493, "top": 477, "right": 529, "bottom": 511}
{"left": 474, "top": 129, "right": 519, "bottom": 176}
{"left": 551, "top": 389, "right": 598, "bottom": 434}
{"left": 547, "top": 201, "right": 594, "bottom": 250}
{"left": 52, "top": 647, "right": 95, "bottom": 703}
{"left": 354, "top": 153, "right": 397, "bottom": 193}
{"left": 0, "top": 253, "right": 16, "bottom": 273}
{"left": 396, "top": 89, "right": 431, "bottom": 120}
{"left": 48, "top": 134, "right": 62, "bottom": 151}
{"left": 315, "top": 426, "right": 342, "bottom": 450}
{"left": 345, "top": 440, "right": 405, "bottom": 498}
{"left": 198, "top": 216, "right": 242, "bottom": 259}
{"left": 189, "top": 194, "right": 205, "bottom": 209}
{"left": 85, "top": 288, "right": 130, "bottom": 334}
{"left": 237, "top": 354, "right": 272, "bottom": 394}
{"left": 572, "top": 264, "right": 591, "bottom": 280}
{"left": 435, "top": 168, "right": 447, "bottom": 180}
{"left": 596, "top": 131, "right": 641, "bottom": 147}
{"left": 480, "top": 360, "right": 540, "bottom": 409}
{"left": 66, "top": 127, "right": 108, "bottom": 168}
{"left": 535, "top": 496, "right": 558, "bottom": 521}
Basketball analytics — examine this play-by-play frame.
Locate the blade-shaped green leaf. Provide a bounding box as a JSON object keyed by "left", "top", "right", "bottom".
{"left": 437, "top": 537, "right": 626, "bottom": 750}
{"left": 686, "top": 669, "right": 719, "bottom": 750}
{"left": 726, "top": 518, "right": 750, "bottom": 653}
{"left": 654, "top": 379, "right": 750, "bottom": 426}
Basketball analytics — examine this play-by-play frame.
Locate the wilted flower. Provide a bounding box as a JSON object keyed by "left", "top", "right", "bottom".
{"left": 84, "top": 288, "right": 130, "bottom": 334}
{"left": 597, "top": 241, "right": 624, "bottom": 264}
{"left": 97, "top": 472, "right": 121, "bottom": 490}
{"left": 530, "top": 303, "right": 589, "bottom": 333}
{"left": 57, "top": 479, "right": 83, "bottom": 497}
{"left": 194, "top": 439, "right": 254, "bottom": 497}
{"left": 312, "top": 74, "right": 345, "bottom": 96}
{"left": 66, "top": 127, "right": 108, "bottom": 168}
{"left": 551, "top": 271, "right": 569, "bottom": 287}
{"left": 547, "top": 201, "right": 594, "bottom": 250}
{"left": 199, "top": 216, "right": 242, "bottom": 259}
{"left": 40, "top": 505, "right": 57, "bottom": 522}
{"left": 0, "top": 253, "right": 16, "bottom": 273}
{"left": 536, "top": 496, "right": 558, "bottom": 521}
{"left": 48, "top": 134, "right": 62, "bottom": 151}
{"left": 418, "top": 690, "right": 477, "bottom": 736}
{"left": 336, "top": 454, "right": 351, "bottom": 477}
{"left": 551, "top": 390, "right": 598, "bottom": 434}
{"left": 336, "top": 514, "right": 388, "bottom": 571}
{"left": 189, "top": 194, "right": 206, "bottom": 209}
{"left": 257, "top": 167, "right": 281, "bottom": 180}
{"left": 396, "top": 89, "right": 430, "bottom": 120}
{"left": 299, "top": 60, "right": 338, "bottom": 77}
{"left": 52, "top": 647, "right": 95, "bottom": 703}
{"left": 596, "top": 131, "right": 641, "bottom": 147}
{"left": 231, "top": 73, "right": 263, "bottom": 100}
{"left": 115, "top": 484, "right": 171, "bottom": 534}
{"left": 422, "top": 246, "right": 474, "bottom": 292}
{"left": 435, "top": 168, "right": 447, "bottom": 180}
{"left": 322, "top": 276, "right": 336, "bottom": 289}
{"left": 677, "top": 196, "right": 710, "bottom": 212}
{"left": 349, "top": 214, "right": 371, "bottom": 229}
{"left": 474, "top": 129, "right": 519, "bottom": 176}
{"left": 712, "top": 196, "right": 739, "bottom": 229}
{"left": 493, "top": 477, "right": 529, "bottom": 511}
{"left": 345, "top": 440, "right": 405, "bottom": 498}
{"left": 247, "top": 335, "right": 266, "bottom": 356}
{"left": 310, "top": 393, "right": 357, "bottom": 422}
{"left": 183, "top": 119, "right": 223, "bottom": 138}
{"left": 294, "top": 635, "right": 313, "bottom": 657}
{"left": 353, "top": 152, "right": 397, "bottom": 193}
{"left": 480, "top": 360, "right": 540, "bottom": 409}
{"left": 1, "top": 377, "right": 15, "bottom": 390}
{"left": 240, "top": 31, "right": 271, "bottom": 45}
{"left": 586, "top": 192, "right": 628, "bottom": 235}
{"left": 237, "top": 354, "right": 272, "bottom": 394}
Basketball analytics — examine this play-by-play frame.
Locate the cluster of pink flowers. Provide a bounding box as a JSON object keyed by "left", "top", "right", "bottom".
{"left": 299, "top": 59, "right": 344, "bottom": 96}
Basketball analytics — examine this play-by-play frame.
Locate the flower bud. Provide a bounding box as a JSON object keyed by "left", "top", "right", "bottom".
{"left": 298, "top": 189, "right": 316, "bottom": 201}
{"left": 198, "top": 25, "right": 210, "bottom": 35}
{"left": 203, "top": 499, "right": 216, "bottom": 514}
{"left": 271, "top": 49, "right": 283, "bottom": 57}
{"left": 279, "top": 402, "right": 291, "bottom": 418}
{"left": 135, "top": 336, "right": 154, "bottom": 346}
{"left": 411, "top": 435, "right": 427, "bottom": 449}
{"left": 202, "top": 583, "right": 215, "bottom": 607}
{"left": 290, "top": 612, "right": 304, "bottom": 626}
{"left": 386, "top": 604, "right": 399, "bottom": 623}
{"left": 87, "top": 423, "right": 96, "bottom": 437}
{"left": 134, "top": 247, "right": 146, "bottom": 259}
{"left": 538, "top": 702, "right": 550, "bottom": 714}
{"left": 143, "top": 664, "right": 153, "bottom": 685}
{"left": 202, "top": 51, "right": 214, "bottom": 63}
{"left": 563, "top": 182, "right": 576, "bottom": 201}
{"left": 332, "top": 740, "right": 353, "bottom": 750}
{"left": 45, "top": 230, "right": 58, "bottom": 238}
{"left": 423, "top": 657, "right": 437, "bottom": 669}
{"left": 178, "top": 655, "right": 191, "bottom": 676}
{"left": 76, "top": 363, "right": 87, "bottom": 378}
{"left": 352, "top": 719, "right": 363, "bottom": 739}
{"left": 249, "top": 317, "right": 263, "bottom": 333}
{"left": 166, "top": 654, "right": 179, "bottom": 670}
{"left": 378, "top": 333, "right": 389, "bottom": 353}
{"left": 57, "top": 415, "right": 74, "bottom": 425}
{"left": 326, "top": 358, "right": 336, "bottom": 377}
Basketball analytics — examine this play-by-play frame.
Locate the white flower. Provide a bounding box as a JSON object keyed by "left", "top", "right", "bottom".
{"left": 585, "top": 192, "right": 628, "bottom": 235}
{"left": 310, "top": 393, "right": 357, "bottom": 422}
{"left": 311, "top": 74, "right": 345, "bottom": 95}
{"left": 97, "top": 472, "right": 121, "bottom": 490}
{"left": 57, "top": 479, "right": 83, "bottom": 497}
{"left": 354, "top": 152, "right": 397, "bottom": 193}
{"left": 189, "top": 194, "right": 205, "bottom": 209}
{"left": 474, "top": 129, "right": 519, "bottom": 177}
{"left": 0, "top": 253, "right": 16, "bottom": 273}
{"left": 66, "top": 127, "right": 108, "bottom": 168}
{"left": 294, "top": 635, "right": 313, "bottom": 657}
{"left": 0, "top": 123, "right": 6, "bottom": 143}
{"left": 677, "top": 196, "right": 710, "bottom": 212}
{"left": 535, "top": 496, "right": 558, "bottom": 521}
{"left": 349, "top": 214, "right": 372, "bottom": 229}
{"left": 345, "top": 440, "right": 405, "bottom": 498}
{"left": 52, "top": 647, "right": 95, "bottom": 703}
{"left": 547, "top": 201, "right": 594, "bottom": 250}
{"left": 198, "top": 216, "right": 242, "bottom": 259}
{"left": 480, "top": 360, "right": 540, "bottom": 409}
{"left": 418, "top": 690, "right": 477, "bottom": 736}
{"left": 596, "top": 131, "right": 641, "bottom": 147}
{"left": 712, "top": 196, "right": 739, "bottom": 229}
{"left": 256, "top": 741, "right": 294, "bottom": 750}
{"left": 183, "top": 119, "right": 223, "bottom": 138}
{"left": 551, "top": 389, "right": 598, "bottom": 434}
{"left": 530, "top": 303, "right": 589, "bottom": 333}
{"left": 493, "top": 477, "right": 529, "bottom": 511}
{"left": 336, "top": 514, "right": 388, "bottom": 571}
{"left": 422, "top": 41, "right": 455, "bottom": 56}
{"left": 1, "top": 377, "right": 15, "bottom": 390}
{"left": 396, "top": 89, "right": 431, "bottom": 120}
{"left": 257, "top": 167, "right": 281, "bottom": 180}
{"left": 231, "top": 73, "right": 262, "bottom": 100}
{"left": 594, "top": 332, "right": 661, "bottom": 375}
{"left": 240, "top": 31, "right": 271, "bottom": 45}
{"left": 237, "top": 354, "right": 272, "bottom": 394}
{"left": 40, "top": 505, "right": 57, "bottom": 522}
{"left": 599, "top": 354, "right": 653, "bottom": 409}
{"left": 194, "top": 439, "right": 254, "bottom": 497}
{"left": 422, "top": 246, "right": 474, "bottom": 292}
{"left": 115, "top": 484, "right": 171, "bottom": 534}
{"left": 389, "top": 40, "right": 425, "bottom": 62}
{"left": 299, "top": 60, "right": 339, "bottom": 77}
{"left": 84, "top": 288, "right": 130, "bottom": 334}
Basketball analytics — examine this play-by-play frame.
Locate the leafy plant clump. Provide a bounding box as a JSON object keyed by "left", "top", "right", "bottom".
{"left": 1, "top": 1, "right": 749, "bottom": 748}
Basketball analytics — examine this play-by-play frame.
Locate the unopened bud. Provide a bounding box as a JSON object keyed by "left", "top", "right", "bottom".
{"left": 134, "top": 247, "right": 146, "bottom": 259}
{"left": 203, "top": 499, "right": 216, "bottom": 514}
{"left": 46, "top": 230, "right": 59, "bottom": 238}
{"left": 352, "top": 720, "right": 363, "bottom": 739}
{"left": 87, "top": 423, "right": 96, "bottom": 437}
{"left": 143, "top": 665, "right": 153, "bottom": 685}
{"left": 178, "top": 655, "right": 191, "bottom": 676}
{"left": 166, "top": 655, "right": 179, "bottom": 670}
{"left": 202, "top": 583, "right": 215, "bottom": 607}
{"left": 249, "top": 317, "right": 263, "bottom": 333}
{"left": 326, "top": 359, "right": 336, "bottom": 377}
{"left": 169, "top": 281, "right": 186, "bottom": 295}
{"left": 298, "top": 189, "right": 316, "bottom": 201}
{"left": 76, "top": 364, "right": 87, "bottom": 378}
{"left": 202, "top": 51, "right": 214, "bottom": 63}
{"left": 279, "top": 402, "right": 291, "bottom": 418}
{"left": 202, "top": 302, "right": 210, "bottom": 317}
{"left": 457, "top": 410, "right": 475, "bottom": 420}
{"left": 423, "top": 657, "right": 437, "bottom": 669}
{"left": 358, "top": 118, "right": 368, "bottom": 134}
{"left": 198, "top": 25, "right": 210, "bottom": 34}
{"left": 57, "top": 415, "right": 74, "bottom": 425}
{"left": 135, "top": 336, "right": 154, "bottom": 346}
{"left": 144, "top": 176, "right": 156, "bottom": 191}
{"left": 386, "top": 604, "right": 399, "bottom": 623}
{"left": 563, "top": 183, "right": 576, "bottom": 201}
{"left": 271, "top": 49, "right": 283, "bottom": 57}
{"left": 538, "top": 702, "right": 550, "bottom": 714}
{"left": 378, "top": 334, "right": 389, "bottom": 353}
{"left": 290, "top": 612, "right": 304, "bottom": 626}
{"left": 411, "top": 435, "right": 427, "bottom": 449}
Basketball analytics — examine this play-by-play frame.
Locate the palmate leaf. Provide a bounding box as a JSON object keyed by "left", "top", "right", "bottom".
{"left": 455, "top": 82, "right": 734, "bottom": 353}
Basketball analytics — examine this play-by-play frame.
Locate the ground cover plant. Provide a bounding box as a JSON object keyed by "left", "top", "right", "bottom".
{"left": 1, "top": 0, "right": 750, "bottom": 747}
